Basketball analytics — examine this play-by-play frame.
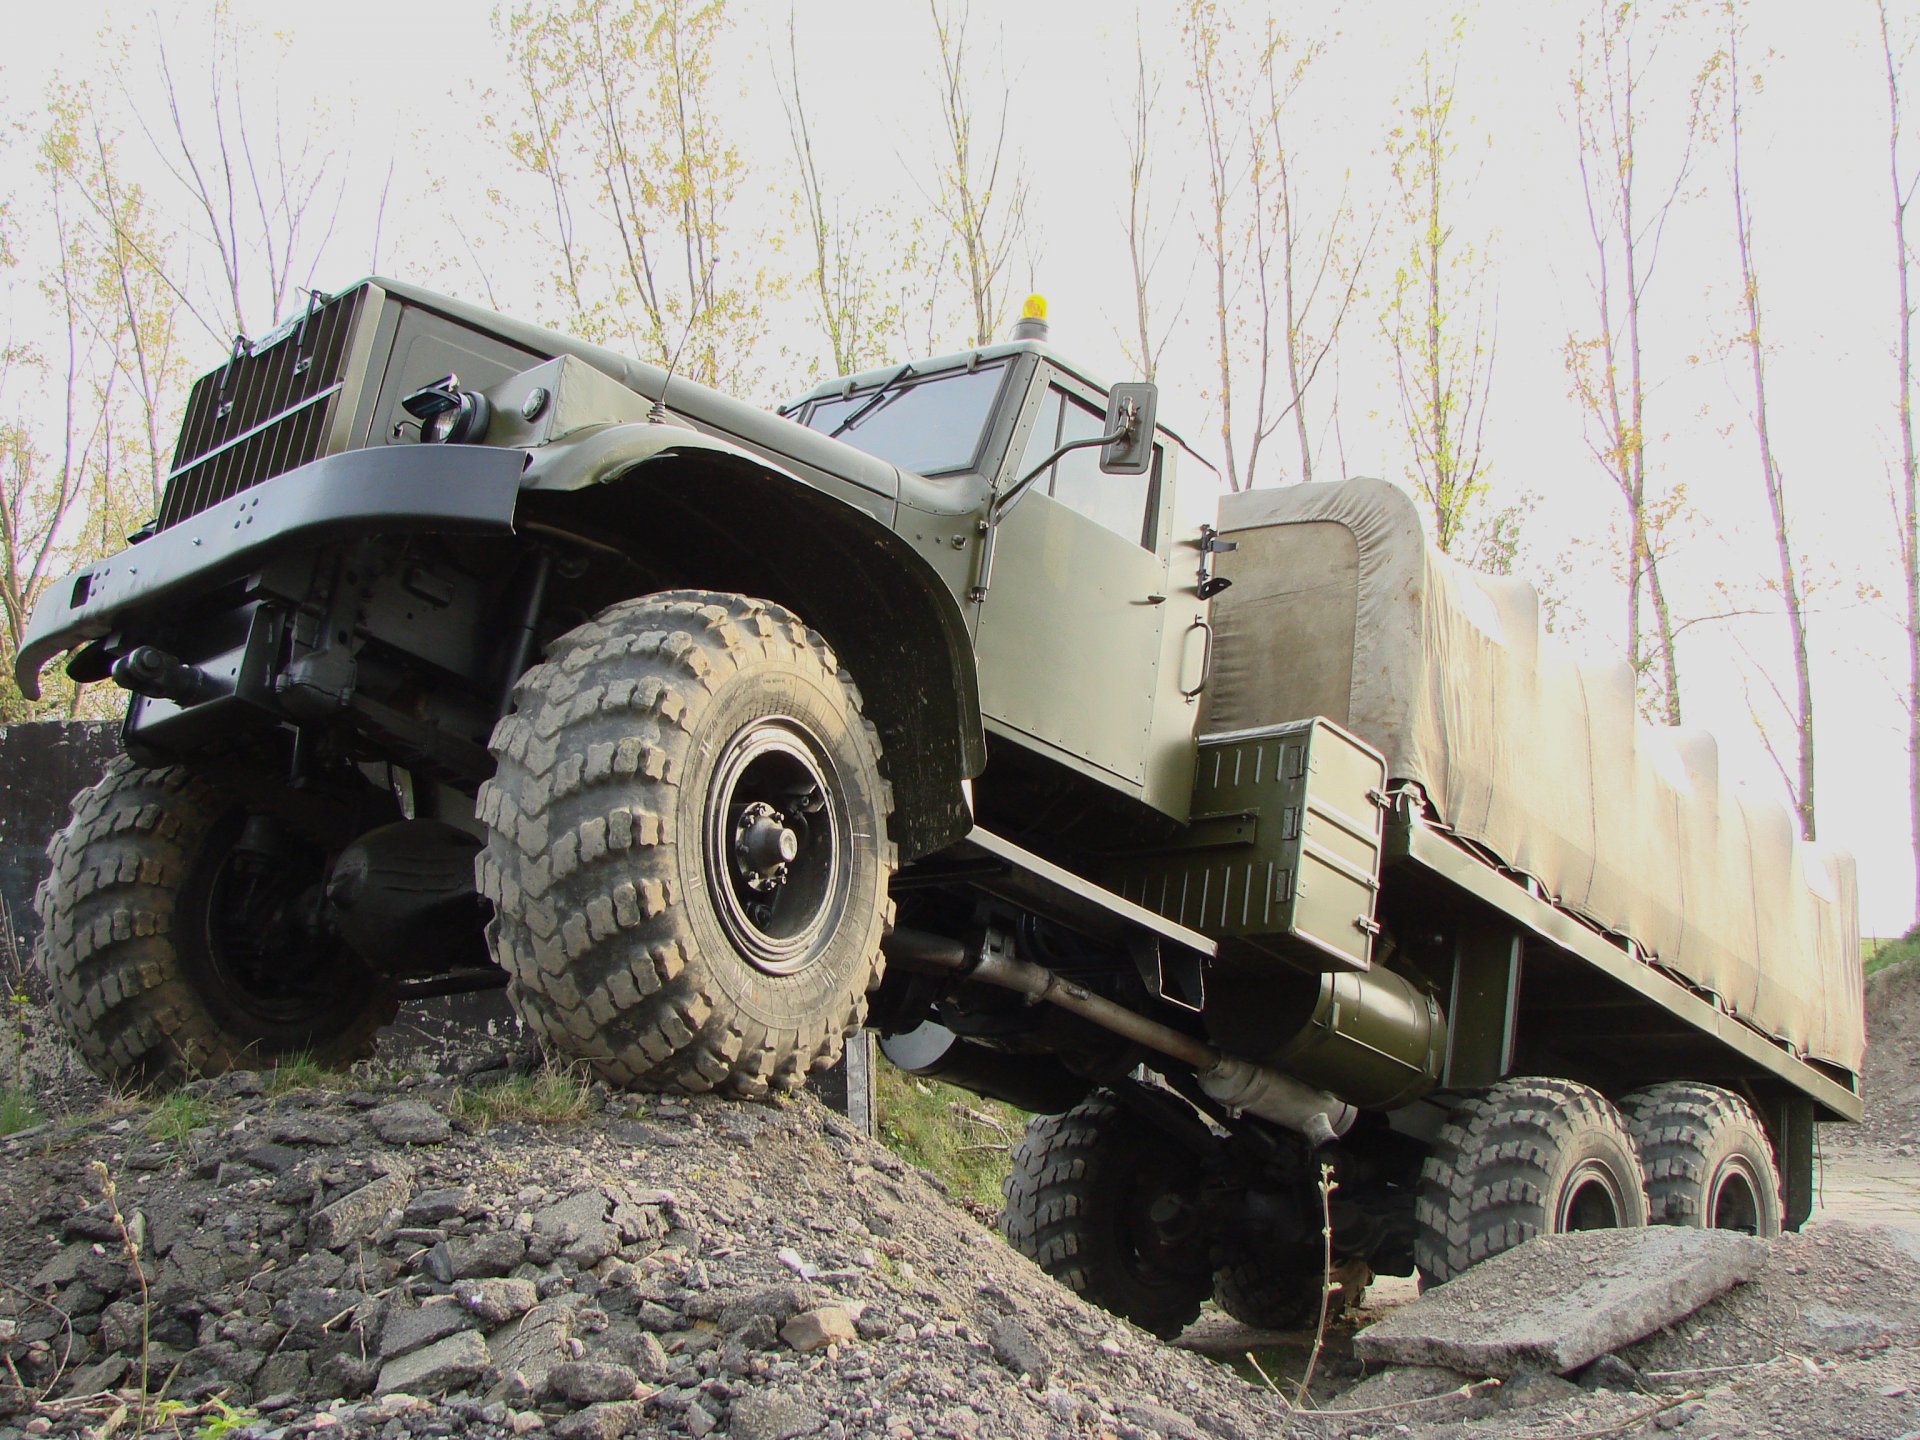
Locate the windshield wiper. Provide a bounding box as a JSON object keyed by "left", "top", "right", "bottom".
{"left": 828, "top": 363, "right": 917, "bottom": 439}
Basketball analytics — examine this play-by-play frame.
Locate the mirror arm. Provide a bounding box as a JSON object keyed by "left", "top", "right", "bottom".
{"left": 990, "top": 417, "right": 1132, "bottom": 525}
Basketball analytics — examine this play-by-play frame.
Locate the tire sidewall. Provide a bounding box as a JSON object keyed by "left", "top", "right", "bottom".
{"left": 672, "top": 653, "right": 889, "bottom": 1033}
{"left": 1697, "top": 1132, "right": 1783, "bottom": 1234}
{"left": 1544, "top": 1124, "right": 1649, "bottom": 1234}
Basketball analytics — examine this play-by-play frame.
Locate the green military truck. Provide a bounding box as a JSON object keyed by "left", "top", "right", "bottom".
{"left": 18, "top": 280, "right": 1862, "bottom": 1332}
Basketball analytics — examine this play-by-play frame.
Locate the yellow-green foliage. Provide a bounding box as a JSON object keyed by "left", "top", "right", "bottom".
{"left": 1864, "top": 935, "right": 1920, "bottom": 978}
{"left": 874, "top": 1059, "right": 1028, "bottom": 1213}
{"left": 452, "top": 1065, "right": 594, "bottom": 1128}
{"left": 0, "top": 1086, "right": 37, "bottom": 1136}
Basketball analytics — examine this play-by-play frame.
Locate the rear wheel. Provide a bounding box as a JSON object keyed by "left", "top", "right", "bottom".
{"left": 37, "top": 759, "right": 394, "bottom": 1088}
{"left": 478, "top": 591, "right": 894, "bottom": 1098}
{"left": 1621, "top": 1082, "right": 1783, "bottom": 1237}
{"left": 1414, "top": 1076, "right": 1649, "bottom": 1285}
{"left": 1000, "top": 1091, "right": 1211, "bottom": 1338}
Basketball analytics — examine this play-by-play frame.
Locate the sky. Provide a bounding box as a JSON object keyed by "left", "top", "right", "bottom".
{"left": 14, "top": 0, "right": 1920, "bottom": 934}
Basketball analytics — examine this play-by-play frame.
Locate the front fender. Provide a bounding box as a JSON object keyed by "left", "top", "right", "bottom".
{"left": 517, "top": 424, "right": 984, "bottom": 861}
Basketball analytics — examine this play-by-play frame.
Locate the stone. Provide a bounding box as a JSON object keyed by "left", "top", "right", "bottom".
{"left": 255, "top": 1351, "right": 312, "bottom": 1397}
{"left": 450, "top": 1232, "right": 527, "bottom": 1279}
{"left": 1353, "top": 1229, "right": 1768, "bottom": 1377}
{"left": 316, "top": 1353, "right": 379, "bottom": 1399}
{"left": 545, "top": 1360, "right": 639, "bottom": 1404}
{"left": 375, "top": 1329, "right": 492, "bottom": 1396}
{"left": 456, "top": 1278, "right": 539, "bottom": 1327}
{"left": 535, "top": 1191, "right": 619, "bottom": 1267}
{"left": 552, "top": 1401, "right": 644, "bottom": 1440}
{"left": 240, "top": 1144, "right": 302, "bottom": 1175}
{"left": 1578, "top": 1354, "right": 1642, "bottom": 1392}
{"left": 369, "top": 1102, "right": 453, "bottom": 1146}
{"left": 32, "top": 1243, "right": 93, "bottom": 1289}
{"left": 729, "top": 1388, "right": 828, "bottom": 1440}
{"left": 268, "top": 1113, "right": 358, "bottom": 1146}
{"left": 987, "top": 1316, "right": 1050, "bottom": 1379}
{"left": 490, "top": 1303, "right": 576, "bottom": 1392}
{"left": 62, "top": 1354, "right": 128, "bottom": 1397}
{"left": 710, "top": 1285, "right": 812, "bottom": 1333}
{"left": 686, "top": 1400, "right": 719, "bottom": 1438}
{"left": 310, "top": 1170, "right": 412, "bottom": 1250}
{"left": 630, "top": 1332, "right": 671, "bottom": 1381}
{"left": 1498, "top": 1366, "right": 1582, "bottom": 1410}
{"left": 406, "top": 1188, "right": 476, "bottom": 1226}
{"left": 780, "top": 1306, "right": 856, "bottom": 1354}
{"left": 381, "top": 1302, "right": 477, "bottom": 1361}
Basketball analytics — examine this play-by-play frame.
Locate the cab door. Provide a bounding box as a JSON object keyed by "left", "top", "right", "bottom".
{"left": 973, "top": 376, "right": 1170, "bottom": 791}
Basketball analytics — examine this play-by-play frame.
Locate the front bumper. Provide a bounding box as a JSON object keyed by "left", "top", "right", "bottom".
{"left": 14, "top": 444, "right": 527, "bottom": 700}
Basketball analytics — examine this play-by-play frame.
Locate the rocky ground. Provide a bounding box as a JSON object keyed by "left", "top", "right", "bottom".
{"left": 0, "top": 960, "right": 1915, "bottom": 1439}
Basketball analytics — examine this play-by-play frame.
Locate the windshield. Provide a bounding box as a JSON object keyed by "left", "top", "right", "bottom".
{"left": 800, "top": 362, "right": 1008, "bottom": 475}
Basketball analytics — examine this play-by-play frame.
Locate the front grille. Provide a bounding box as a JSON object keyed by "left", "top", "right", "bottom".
{"left": 156, "top": 287, "right": 368, "bottom": 530}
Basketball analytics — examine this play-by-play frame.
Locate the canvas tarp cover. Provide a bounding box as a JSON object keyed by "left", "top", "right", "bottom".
{"left": 1205, "top": 478, "right": 1863, "bottom": 1077}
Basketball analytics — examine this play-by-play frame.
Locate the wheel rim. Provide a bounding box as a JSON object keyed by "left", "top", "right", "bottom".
{"left": 703, "top": 717, "right": 851, "bottom": 976}
{"left": 1707, "top": 1160, "right": 1764, "bottom": 1233}
{"left": 1558, "top": 1159, "right": 1629, "bottom": 1232}
{"left": 182, "top": 815, "right": 356, "bottom": 1033}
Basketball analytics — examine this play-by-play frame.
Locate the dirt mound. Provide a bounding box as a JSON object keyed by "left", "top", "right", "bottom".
{"left": 0, "top": 1061, "right": 1304, "bottom": 1440}
{"left": 1847, "top": 958, "right": 1920, "bottom": 1149}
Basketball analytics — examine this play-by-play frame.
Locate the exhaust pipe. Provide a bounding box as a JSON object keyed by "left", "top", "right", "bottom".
{"left": 881, "top": 928, "right": 1356, "bottom": 1144}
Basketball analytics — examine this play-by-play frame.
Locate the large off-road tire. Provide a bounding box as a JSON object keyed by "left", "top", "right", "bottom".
{"left": 36, "top": 759, "right": 394, "bottom": 1088}
{"left": 1621, "top": 1081, "right": 1783, "bottom": 1237}
{"left": 1414, "top": 1076, "right": 1649, "bottom": 1285}
{"left": 1212, "top": 1251, "right": 1372, "bottom": 1331}
{"left": 1000, "top": 1092, "right": 1210, "bottom": 1339}
{"left": 477, "top": 591, "right": 894, "bottom": 1098}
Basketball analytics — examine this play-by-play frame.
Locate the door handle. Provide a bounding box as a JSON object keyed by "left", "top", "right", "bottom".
{"left": 1180, "top": 617, "right": 1214, "bottom": 700}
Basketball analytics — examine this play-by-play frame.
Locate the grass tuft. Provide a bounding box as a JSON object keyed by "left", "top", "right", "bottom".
{"left": 874, "top": 1060, "right": 1026, "bottom": 1213}
{"left": 0, "top": 1085, "right": 38, "bottom": 1136}
{"left": 143, "top": 1090, "right": 214, "bottom": 1148}
{"left": 264, "top": 1054, "right": 352, "bottom": 1094}
{"left": 452, "top": 1064, "right": 594, "bottom": 1127}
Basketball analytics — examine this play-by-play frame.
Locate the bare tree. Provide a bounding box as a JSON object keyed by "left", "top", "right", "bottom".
{"left": 1120, "top": 23, "right": 1183, "bottom": 386}
{"left": 1185, "top": 1, "right": 1368, "bottom": 491}
{"left": 1882, "top": 0, "right": 1920, "bottom": 915}
{"left": 924, "top": 0, "right": 1030, "bottom": 350}
{"left": 118, "top": 2, "right": 349, "bottom": 341}
{"left": 1725, "top": 3, "right": 1815, "bottom": 840}
{"left": 776, "top": 11, "right": 898, "bottom": 377}
{"left": 1565, "top": 1, "right": 1716, "bottom": 724}
{"left": 497, "top": 0, "right": 770, "bottom": 393}
{"left": 1382, "top": 27, "right": 1498, "bottom": 555}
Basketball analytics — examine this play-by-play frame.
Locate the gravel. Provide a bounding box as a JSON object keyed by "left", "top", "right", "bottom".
{"left": 1, "top": 1040, "right": 1915, "bottom": 1440}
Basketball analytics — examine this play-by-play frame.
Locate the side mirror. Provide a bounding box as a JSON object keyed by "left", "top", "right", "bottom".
{"left": 1099, "top": 382, "right": 1159, "bottom": 476}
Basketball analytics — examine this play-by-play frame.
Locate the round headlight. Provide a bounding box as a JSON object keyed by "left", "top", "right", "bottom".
{"left": 422, "top": 389, "right": 492, "bottom": 445}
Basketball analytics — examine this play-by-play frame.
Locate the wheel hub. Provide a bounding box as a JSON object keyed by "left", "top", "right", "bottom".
{"left": 733, "top": 802, "right": 801, "bottom": 891}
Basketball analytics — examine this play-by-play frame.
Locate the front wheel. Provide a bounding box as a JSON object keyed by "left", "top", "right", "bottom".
{"left": 478, "top": 591, "right": 895, "bottom": 1098}
{"left": 37, "top": 759, "right": 394, "bottom": 1088}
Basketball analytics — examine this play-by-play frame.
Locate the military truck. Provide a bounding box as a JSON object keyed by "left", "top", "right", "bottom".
{"left": 18, "top": 280, "right": 1862, "bottom": 1333}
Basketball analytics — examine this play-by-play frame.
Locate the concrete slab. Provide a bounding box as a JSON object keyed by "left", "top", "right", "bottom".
{"left": 1353, "top": 1228, "right": 1767, "bottom": 1377}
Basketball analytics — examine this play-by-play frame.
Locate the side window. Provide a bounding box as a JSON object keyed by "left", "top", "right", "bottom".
{"left": 1015, "top": 383, "right": 1158, "bottom": 550}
